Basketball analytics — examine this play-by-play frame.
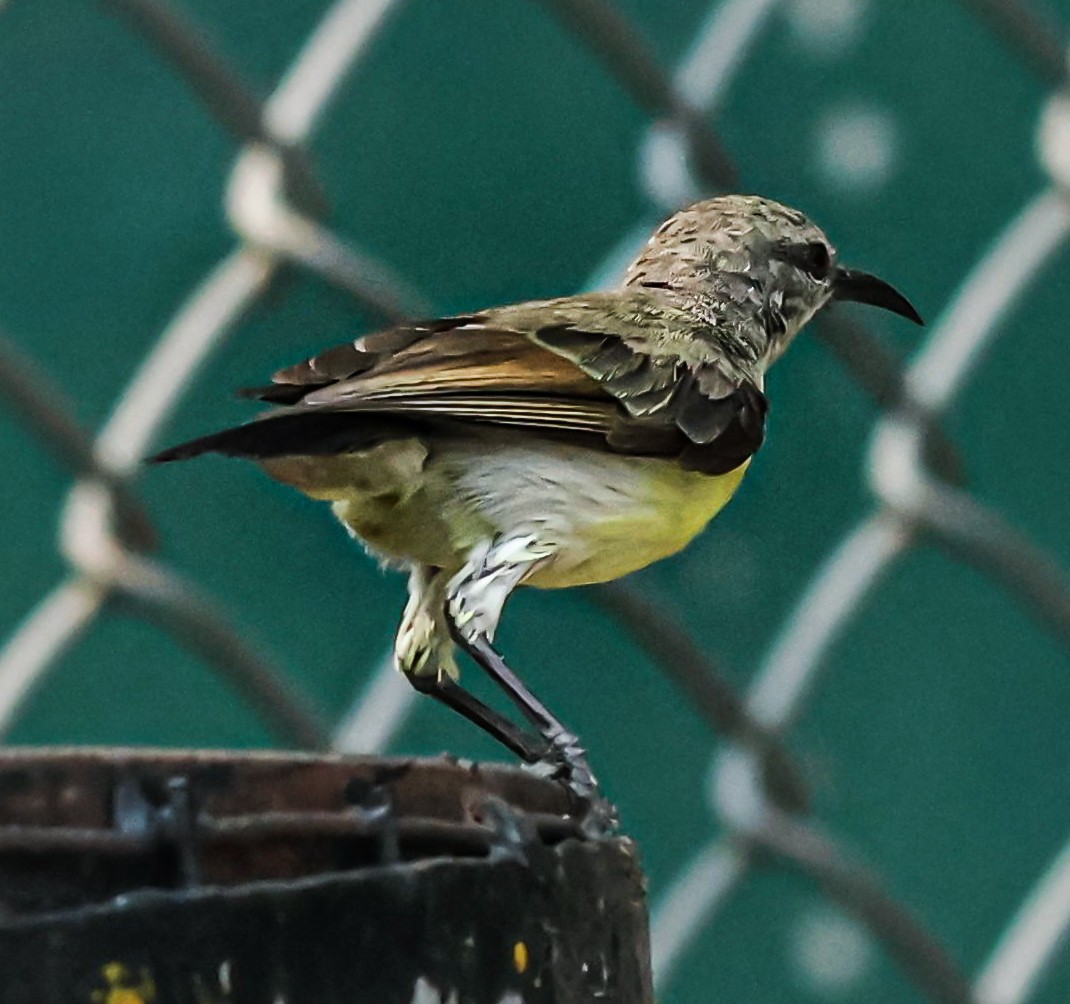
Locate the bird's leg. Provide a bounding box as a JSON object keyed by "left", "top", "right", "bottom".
{"left": 399, "top": 558, "right": 616, "bottom": 833}
{"left": 409, "top": 675, "right": 551, "bottom": 764}
{"left": 444, "top": 536, "right": 607, "bottom": 812}
{"left": 396, "top": 565, "right": 552, "bottom": 763}
{"left": 452, "top": 632, "right": 601, "bottom": 800}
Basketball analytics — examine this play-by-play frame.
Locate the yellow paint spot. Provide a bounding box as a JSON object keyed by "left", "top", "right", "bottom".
{"left": 513, "top": 941, "right": 529, "bottom": 974}
{"left": 90, "top": 962, "right": 156, "bottom": 1004}
{"left": 108, "top": 992, "right": 149, "bottom": 1004}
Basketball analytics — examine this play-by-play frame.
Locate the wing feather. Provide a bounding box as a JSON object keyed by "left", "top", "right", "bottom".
{"left": 240, "top": 298, "right": 767, "bottom": 473}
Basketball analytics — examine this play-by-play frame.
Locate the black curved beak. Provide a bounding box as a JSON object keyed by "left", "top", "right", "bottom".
{"left": 833, "top": 267, "right": 924, "bottom": 325}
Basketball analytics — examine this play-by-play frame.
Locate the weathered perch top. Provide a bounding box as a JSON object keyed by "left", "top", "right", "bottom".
{"left": 0, "top": 747, "right": 653, "bottom": 1004}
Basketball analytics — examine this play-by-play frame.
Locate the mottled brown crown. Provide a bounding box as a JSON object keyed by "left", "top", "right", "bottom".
{"left": 622, "top": 195, "right": 839, "bottom": 365}
{"left": 625, "top": 195, "right": 833, "bottom": 286}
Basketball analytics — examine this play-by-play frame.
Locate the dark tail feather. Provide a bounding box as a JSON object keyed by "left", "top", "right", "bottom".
{"left": 236, "top": 383, "right": 318, "bottom": 404}
{"left": 147, "top": 411, "right": 423, "bottom": 463}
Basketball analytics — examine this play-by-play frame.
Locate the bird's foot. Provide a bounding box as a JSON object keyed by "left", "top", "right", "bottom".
{"left": 531, "top": 728, "right": 619, "bottom": 838}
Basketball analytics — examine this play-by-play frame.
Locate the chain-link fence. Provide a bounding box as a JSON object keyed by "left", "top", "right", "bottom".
{"left": 2, "top": 1, "right": 1070, "bottom": 1001}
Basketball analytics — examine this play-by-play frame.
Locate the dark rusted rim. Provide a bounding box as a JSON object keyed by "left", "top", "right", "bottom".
{"left": 0, "top": 747, "right": 592, "bottom": 919}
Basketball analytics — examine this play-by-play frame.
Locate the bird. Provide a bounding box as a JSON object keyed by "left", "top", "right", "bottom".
{"left": 150, "top": 194, "right": 922, "bottom": 825}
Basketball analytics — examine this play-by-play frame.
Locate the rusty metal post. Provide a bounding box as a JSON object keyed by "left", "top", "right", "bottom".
{"left": 0, "top": 749, "right": 652, "bottom": 1004}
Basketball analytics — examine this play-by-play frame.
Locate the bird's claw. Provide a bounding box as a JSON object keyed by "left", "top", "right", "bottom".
{"left": 533, "top": 729, "right": 619, "bottom": 838}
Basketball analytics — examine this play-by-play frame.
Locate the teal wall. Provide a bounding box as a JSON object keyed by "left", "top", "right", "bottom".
{"left": 2, "top": 2, "right": 1070, "bottom": 1001}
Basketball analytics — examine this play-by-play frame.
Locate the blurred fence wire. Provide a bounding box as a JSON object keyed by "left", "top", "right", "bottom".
{"left": 1, "top": 1, "right": 1069, "bottom": 1002}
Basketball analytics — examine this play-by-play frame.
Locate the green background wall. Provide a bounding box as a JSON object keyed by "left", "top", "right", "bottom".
{"left": 2, "top": 1, "right": 1069, "bottom": 1001}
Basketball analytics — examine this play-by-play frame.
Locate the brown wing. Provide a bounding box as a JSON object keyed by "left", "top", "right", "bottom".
{"left": 528, "top": 322, "right": 768, "bottom": 473}
{"left": 243, "top": 317, "right": 624, "bottom": 440}
{"left": 235, "top": 307, "right": 767, "bottom": 474}
{"left": 147, "top": 320, "right": 620, "bottom": 467}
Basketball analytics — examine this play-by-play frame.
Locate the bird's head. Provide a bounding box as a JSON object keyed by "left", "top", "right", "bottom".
{"left": 624, "top": 194, "right": 922, "bottom": 367}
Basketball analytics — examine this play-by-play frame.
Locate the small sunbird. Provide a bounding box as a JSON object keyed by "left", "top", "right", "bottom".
{"left": 152, "top": 195, "right": 922, "bottom": 822}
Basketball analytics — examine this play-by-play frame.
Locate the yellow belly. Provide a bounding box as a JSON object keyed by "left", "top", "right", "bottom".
{"left": 524, "top": 458, "right": 750, "bottom": 587}
{"left": 262, "top": 439, "right": 750, "bottom": 585}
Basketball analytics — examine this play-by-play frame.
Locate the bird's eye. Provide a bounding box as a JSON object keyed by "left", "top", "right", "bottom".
{"left": 798, "top": 242, "right": 831, "bottom": 280}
